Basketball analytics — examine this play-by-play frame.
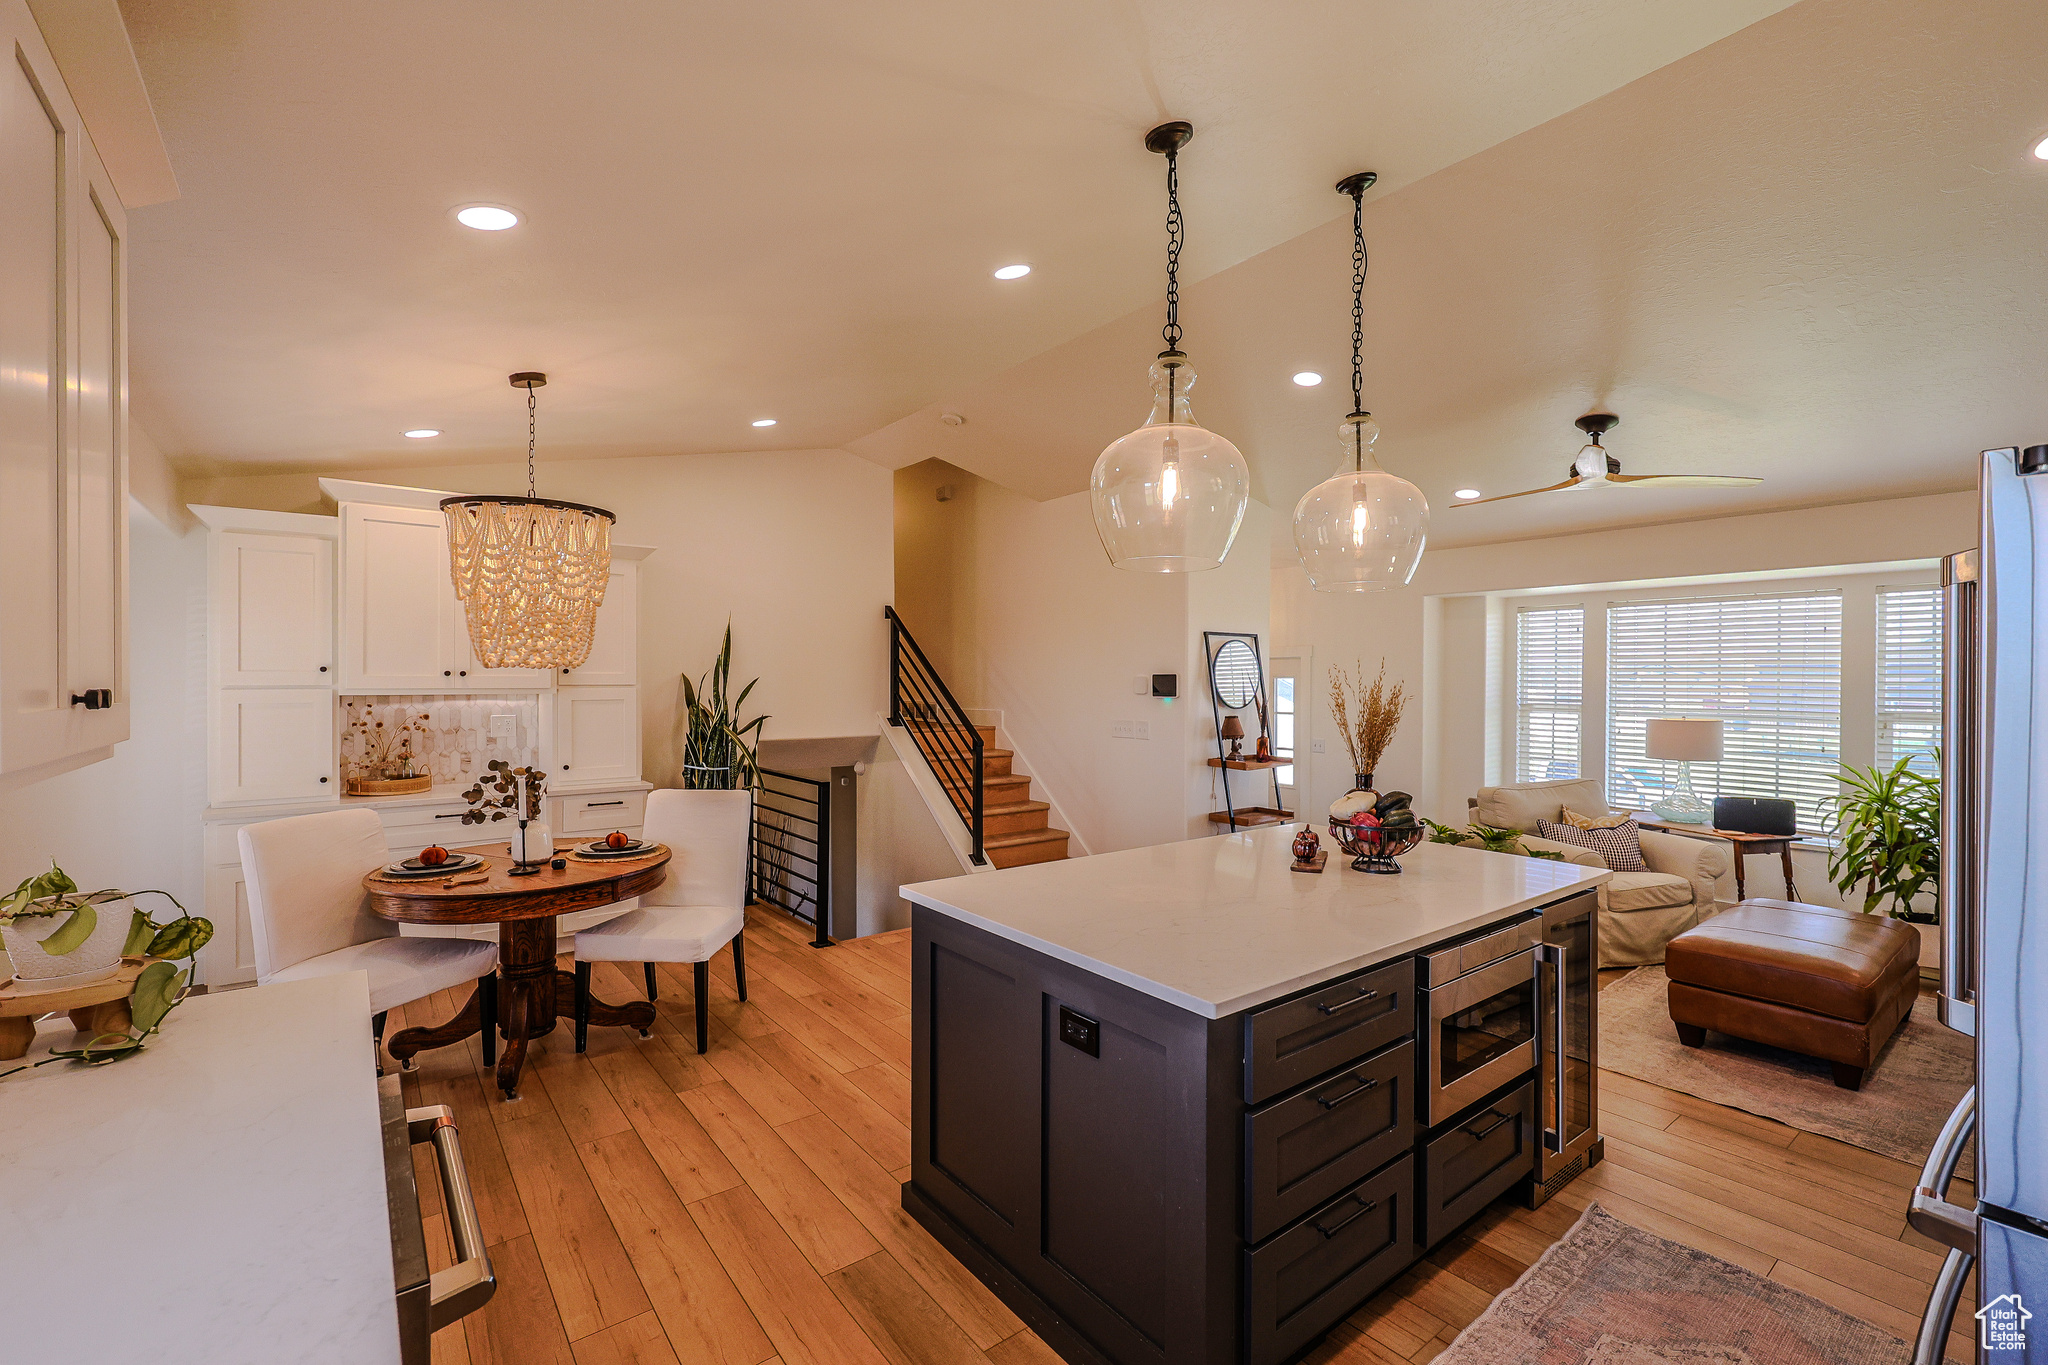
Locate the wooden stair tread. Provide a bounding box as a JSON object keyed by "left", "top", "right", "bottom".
{"left": 983, "top": 827, "right": 1070, "bottom": 848}
{"left": 984, "top": 800, "right": 1050, "bottom": 816}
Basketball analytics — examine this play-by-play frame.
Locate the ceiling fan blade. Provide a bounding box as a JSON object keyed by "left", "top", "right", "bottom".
{"left": 1608, "top": 473, "right": 1762, "bottom": 488}
{"left": 1449, "top": 476, "right": 1584, "bottom": 507}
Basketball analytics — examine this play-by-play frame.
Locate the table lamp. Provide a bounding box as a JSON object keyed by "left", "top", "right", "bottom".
{"left": 1646, "top": 718, "right": 1722, "bottom": 824}
{"left": 1220, "top": 714, "right": 1245, "bottom": 761}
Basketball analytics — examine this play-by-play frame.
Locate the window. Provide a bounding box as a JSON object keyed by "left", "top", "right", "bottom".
{"left": 1607, "top": 592, "right": 1843, "bottom": 833}
{"left": 1516, "top": 606, "right": 1584, "bottom": 782}
{"left": 1272, "top": 674, "right": 1296, "bottom": 786}
{"left": 1877, "top": 586, "right": 1942, "bottom": 774}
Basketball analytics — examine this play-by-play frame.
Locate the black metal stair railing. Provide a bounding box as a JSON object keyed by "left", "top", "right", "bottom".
{"left": 884, "top": 607, "right": 986, "bottom": 865}
{"left": 752, "top": 770, "right": 833, "bottom": 948}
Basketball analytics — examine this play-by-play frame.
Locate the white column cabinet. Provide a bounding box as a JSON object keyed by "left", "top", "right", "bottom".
{"left": 211, "top": 687, "right": 337, "bottom": 804}
{"left": 214, "top": 531, "right": 335, "bottom": 685}
{"left": 0, "top": 1, "right": 129, "bottom": 780}
{"left": 555, "top": 686, "right": 640, "bottom": 785}
{"left": 340, "top": 503, "right": 460, "bottom": 690}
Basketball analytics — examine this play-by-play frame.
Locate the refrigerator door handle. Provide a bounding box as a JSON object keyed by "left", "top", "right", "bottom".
{"left": 1910, "top": 1248, "right": 1974, "bottom": 1365}
{"left": 1938, "top": 550, "right": 1978, "bottom": 1035}
{"left": 1908, "top": 1087, "right": 1978, "bottom": 1255}
{"left": 1537, "top": 942, "right": 1566, "bottom": 1154}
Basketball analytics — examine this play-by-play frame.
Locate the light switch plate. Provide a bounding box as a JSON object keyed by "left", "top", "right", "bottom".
{"left": 1134, "top": 720, "right": 1149, "bottom": 741}
{"left": 1110, "top": 720, "right": 1135, "bottom": 740}
{"left": 489, "top": 714, "right": 516, "bottom": 738}
{"left": 1312, "top": 740, "right": 1327, "bottom": 754}
{"left": 1132, "top": 676, "right": 1150, "bottom": 695}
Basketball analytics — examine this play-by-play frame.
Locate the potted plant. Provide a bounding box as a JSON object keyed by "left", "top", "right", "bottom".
{"left": 1, "top": 862, "right": 213, "bottom": 989}
{"left": 679, "top": 622, "right": 767, "bottom": 790}
{"left": 1327, "top": 659, "right": 1407, "bottom": 806}
{"left": 460, "top": 761, "right": 552, "bottom": 865}
{"left": 1823, "top": 754, "right": 1939, "bottom": 918}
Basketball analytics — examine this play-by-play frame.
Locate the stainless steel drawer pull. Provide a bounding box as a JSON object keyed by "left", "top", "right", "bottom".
{"left": 406, "top": 1105, "right": 496, "bottom": 1329}
{"left": 1317, "top": 988, "right": 1379, "bottom": 1016}
{"left": 585, "top": 800, "right": 625, "bottom": 807}
{"left": 1464, "top": 1110, "right": 1514, "bottom": 1141}
{"left": 1312, "top": 1193, "right": 1379, "bottom": 1238}
{"left": 436, "top": 813, "right": 464, "bottom": 819}
{"left": 1315, "top": 1074, "right": 1381, "bottom": 1109}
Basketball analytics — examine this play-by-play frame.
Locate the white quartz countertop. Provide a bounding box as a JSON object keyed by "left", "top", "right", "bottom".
{"left": 1, "top": 973, "right": 403, "bottom": 1364}
{"left": 902, "top": 827, "right": 1609, "bottom": 1018}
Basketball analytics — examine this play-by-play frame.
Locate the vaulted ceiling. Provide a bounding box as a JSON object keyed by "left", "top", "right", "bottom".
{"left": 118, "top": 0, "right": 2048, "bottom": 552}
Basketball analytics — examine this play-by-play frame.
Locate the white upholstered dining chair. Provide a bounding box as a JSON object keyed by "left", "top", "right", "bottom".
{"left": 239, "top": 808, "right": 500, "bottom": 1070}
{"left": 572, "top": 788, "right": 751, "bottom": 1055}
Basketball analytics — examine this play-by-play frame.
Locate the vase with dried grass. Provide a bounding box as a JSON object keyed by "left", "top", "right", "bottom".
{"left": 1327, "top": 659, "right": 1408, "bottom": 817}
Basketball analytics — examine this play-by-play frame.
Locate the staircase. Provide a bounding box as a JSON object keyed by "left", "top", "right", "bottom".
{"left": 926, "top": 724, "right": 1070, "bottom": 869}
{"left": 885, "top": 607, "right": 1072, "bottom": 870}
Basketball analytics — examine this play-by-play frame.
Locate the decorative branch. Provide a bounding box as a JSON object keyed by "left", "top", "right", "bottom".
{"left": 1328, "top": 659, "right": 1407, "bottom": 779}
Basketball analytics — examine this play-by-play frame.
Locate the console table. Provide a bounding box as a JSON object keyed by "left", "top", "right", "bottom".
{"left": 1632, "top": 814, "right": 1801, "bottom": 902}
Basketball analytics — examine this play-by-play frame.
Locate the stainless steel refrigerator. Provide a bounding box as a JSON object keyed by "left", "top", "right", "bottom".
{"left": 1915, "top": 445, "right": 2048, "bottom": 1362}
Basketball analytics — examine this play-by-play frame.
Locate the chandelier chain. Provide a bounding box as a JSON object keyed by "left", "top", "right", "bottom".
{"left": 1350, "top": 185, "right": 1367, "bottom": 414}
{"left": 526, "top": 383, "right": 538, "bottom": 498}
{"left": 1162, "top": 147, "right": 1184, "bottom": 352}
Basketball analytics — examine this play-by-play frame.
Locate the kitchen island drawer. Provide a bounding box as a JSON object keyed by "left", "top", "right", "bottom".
{"left": 1421, "top": 1081, "right": 1535, "bottom": 1248}
{"left": 1245, "top": 959, "right": 1414, "bottom": 1104}
{"left": 1244, "top": 1153, "right": 1416, "bottom": 1365}
{"left": 1246, "top": 1039, "right": 1413, "bottom": 1243}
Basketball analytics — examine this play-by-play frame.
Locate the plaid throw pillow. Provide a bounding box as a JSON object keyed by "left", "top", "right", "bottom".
{"left": 1536, "top": 817, "right": 1648, "bottom": 872}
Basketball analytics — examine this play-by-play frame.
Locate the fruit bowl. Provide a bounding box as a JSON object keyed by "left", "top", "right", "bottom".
{"left": 1327, "top": 819, "right": 1425, "bottom": 874}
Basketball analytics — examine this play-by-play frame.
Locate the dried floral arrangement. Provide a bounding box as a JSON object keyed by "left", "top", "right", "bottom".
{"left": 1328, "top": 659, "right": 1408, "bottom": 781}
{"left": 459, "top": 760, "right": 547, "bottom": 824}
{"left": 342, "top": 706, "right": 432, "bottom": 781}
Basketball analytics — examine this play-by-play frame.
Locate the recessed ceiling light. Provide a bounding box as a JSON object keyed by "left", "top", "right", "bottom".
{"left": 455, "top": 205, "right": 520, "bottom": 231}
{"left": 1454, "top": 488, "right": 1482, "bottom": 500}
{"left": 1292, "top": 371, "right": 1322, "bottom": 387}
{"left": 751, "top": 418, "right": 777, "bottom": 428}
{"left": 404, "top": 429, "right": 440, "bottom": 439}
{"left": 2033, "top": 135, "right": 2048, "bottom": 160}
{"left": 993, "top": 263, "right": 1031, "bottom": 280}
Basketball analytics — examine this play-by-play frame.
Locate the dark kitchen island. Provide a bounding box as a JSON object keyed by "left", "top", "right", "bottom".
{"left": 900, "top": 827, "right": 1607, "bottom": 1365}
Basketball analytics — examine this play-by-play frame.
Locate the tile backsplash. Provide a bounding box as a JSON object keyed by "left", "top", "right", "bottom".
{"left": 340, "top": 695, "right": 541, "bottom": 787}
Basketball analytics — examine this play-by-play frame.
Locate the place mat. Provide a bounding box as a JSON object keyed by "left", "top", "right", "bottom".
{"left": 1436, "top": 1203, "right": 1958, "bottom": 1364}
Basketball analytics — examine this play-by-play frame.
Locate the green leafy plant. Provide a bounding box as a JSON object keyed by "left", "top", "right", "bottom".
{"left": 1464, "top": 823, "right": 1525, "bottom": 855}
{"left": 460, "top": 760, "right": 546, "bottom": 824}
{"left": 679, "top": 622, "right": 766, "bottom": 790}
{"left": 1824, "top": 754, "right": 1939, "bottom": 918}
{"left": 1420, "top": 817, "right": 1467, "bottom": 845}
{"left": 1525, "top": 848, "right": 1566, "bottom": 861}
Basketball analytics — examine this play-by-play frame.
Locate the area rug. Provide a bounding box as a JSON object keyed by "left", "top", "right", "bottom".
{"left": 1597, "top": 966, "right": 1972, "bottom": 1166}
{"left": 1436, "top": 1204, "right": 1945, "bottom": 1364}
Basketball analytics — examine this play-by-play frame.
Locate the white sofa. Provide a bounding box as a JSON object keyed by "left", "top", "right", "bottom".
{"left": 1468, "top": 777, "right": 1731, "bottom": 967}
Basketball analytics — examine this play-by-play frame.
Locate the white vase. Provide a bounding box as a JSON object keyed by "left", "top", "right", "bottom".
{"left": 2, "top": 896, "right": 134, "bottom": 989}
{"left": 512, "top": 821, "right": 553, "bottom": 865}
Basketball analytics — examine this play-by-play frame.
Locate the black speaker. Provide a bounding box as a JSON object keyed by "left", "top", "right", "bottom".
{"left": 1712, "top": 796, "right": 1796, "bottom": 836}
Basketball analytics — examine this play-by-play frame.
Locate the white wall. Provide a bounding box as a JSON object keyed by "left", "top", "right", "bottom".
{"left": 894, "top": 459, "right": 1274, "bottom": 855}
{"left": 0, "top": 507, "right": 208, "bottom": 970}
{"left": 1275, "top": 490, "right": 1977, "bottom": 829}
{"left": 187, "top": 448, "right": 895, "bottom": 782}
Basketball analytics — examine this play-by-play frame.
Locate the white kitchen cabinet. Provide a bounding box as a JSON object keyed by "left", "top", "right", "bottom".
{"left": 340, "top": 503, "right": 458, "bottom": 690}
{"left": 213, "top": 530, "right": 335, "bottom": 685}
{"left": 198, "top": 860, "right": 258, "bottom": 986}
{"left": 0, "top": 1, "right": 129, "bottom": 780}
{"left": 453, "top": 623, "right": 555, "bottom": 690}
{"left": 560, "top": 560, "right": 638, "bottom": 686}
{"left": 556, "top": 686, "right": 640, "bottom": 785}
{"left": 211, "top": 687, "right": 337, "bottom": 805}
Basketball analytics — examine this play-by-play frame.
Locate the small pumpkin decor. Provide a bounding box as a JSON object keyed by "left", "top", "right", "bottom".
{"left": 604, "top": 831, "right": 632, "bottom": 850}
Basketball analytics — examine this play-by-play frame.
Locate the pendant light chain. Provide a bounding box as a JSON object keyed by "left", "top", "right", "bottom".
{"left": 1349, "top": 184, "right": 1367, "bottom": 416}
{"left": 525, "top": 381, "right": 538, "bottom": 498}
{"left": 1162, "top": 147, "right": 1184, "bottom": 352}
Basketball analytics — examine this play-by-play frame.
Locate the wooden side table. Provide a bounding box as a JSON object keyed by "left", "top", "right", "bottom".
{"left": 1632, "top": 814, "right": 1801, "bottom": 903}
{"left": 0, "top": 957, "right": 161, "bottom": 1059}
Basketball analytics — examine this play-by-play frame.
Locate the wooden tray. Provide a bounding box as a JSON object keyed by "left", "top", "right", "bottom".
{"left": 349, "top": 775, "right": 433, "bottom": 795}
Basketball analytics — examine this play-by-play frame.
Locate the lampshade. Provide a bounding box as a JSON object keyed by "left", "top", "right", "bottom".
{"left": 1091, "top": 353, "right": 1250, "bottom": 572}
{"left": 1645, "top": 718, "right": 1723, "bottom": 762}
{"left": 1292, "top": 413, "right": 1428, "bottom": 591}
{"left": 1220, "top": 715, "right": 1245, "bottom": 740}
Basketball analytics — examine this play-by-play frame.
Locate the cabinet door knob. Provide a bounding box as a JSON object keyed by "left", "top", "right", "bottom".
{"left": 459, "top": 670, "right": 467, "bottom": 677}
{"left": 319, "top": 776, "right": 329, "bottom": 783}
{"left": 69, "top": 689, "right": 111, "bottom": 710}
{"left": 562, "top": 765, "right": 570, "bottom": 771}
{"left": 319, "top": 665, "right": 328, "bottom": 673}
{"left": 444, "top": 671, "right": 453, "bottom": 677}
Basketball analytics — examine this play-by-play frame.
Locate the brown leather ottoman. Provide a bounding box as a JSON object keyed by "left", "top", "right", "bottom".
{"left": 1665, "top": 898, "right": 1921, "bottom": 1091}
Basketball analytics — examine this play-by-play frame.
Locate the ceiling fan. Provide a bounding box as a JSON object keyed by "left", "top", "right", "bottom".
{"left": 1452, "top": 413, "right": 1761, "bottom": 507}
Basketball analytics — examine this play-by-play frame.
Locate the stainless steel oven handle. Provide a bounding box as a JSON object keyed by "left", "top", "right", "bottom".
{"left": 1907, "top": 1087, "right": 1977, "bottom": 1254}
{"left": 407, "top": 1105, "right": 497, "bottom": 1329}
{"left": 1537, "top": 942, "right": 1566, "bottom": 1153}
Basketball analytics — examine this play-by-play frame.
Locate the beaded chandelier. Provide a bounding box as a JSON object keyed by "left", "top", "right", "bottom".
{"left": 440, "top": 373, "right": 616, "bottom": 670}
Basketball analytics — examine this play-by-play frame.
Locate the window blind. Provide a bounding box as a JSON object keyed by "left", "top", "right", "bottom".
{"left": 1877, "top": 586, "right": 1942, "bottom": 775}
{"left": 1607, "top": 591, "right": 1842, "bottom": 832}
{"left": 1516, "top": 606, "right": 1584, "bottom": 782}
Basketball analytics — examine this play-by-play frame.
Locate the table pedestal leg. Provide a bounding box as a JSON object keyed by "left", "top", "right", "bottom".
{"left": 388, "top": 982, "right": 486, "bottom": 1071}
{"left": 495, "top": 916, "right": 561, "bottom": 1099}
{"left": 553, "top": 968, "right": 655, "bottom": 1037}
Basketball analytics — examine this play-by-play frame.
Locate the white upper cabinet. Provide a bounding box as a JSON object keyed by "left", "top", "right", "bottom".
{"left": 340, "top": 502, "right": 459, "bottom": 690}
{"left": 555, "top": 686, "right": 640, "bottom": 785}
{"left": 215, "top": 530, "right": 334, "bottom": 686}
{"left": 0, "top": 4, "right": 129, "bottom": 778}
{"left": 560, "top": 561, "right": 637, "bottom": 686}
{"left": 452, "top": 616, "right": 555, "bottom": 690}
{"left": 210, "top": 686, "right": 336, "bottom": 804}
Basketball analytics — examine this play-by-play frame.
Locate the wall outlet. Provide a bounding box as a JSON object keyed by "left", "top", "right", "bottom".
{"left": 488, "top": 714, "right": 517, "bottom": 738}
{"left": 1134, "top": 720, "right": 1150, "bottom": 741}
{"left": 1110, "top": 721, "right": 1135, "bottom": 740}
{"left": 1312, "top": 740, "right": 1327, "bottom": 754}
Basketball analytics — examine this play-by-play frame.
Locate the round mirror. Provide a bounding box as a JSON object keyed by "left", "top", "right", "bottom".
{"left": 1211, "top": 639, "right": 1260, "bottom": 710}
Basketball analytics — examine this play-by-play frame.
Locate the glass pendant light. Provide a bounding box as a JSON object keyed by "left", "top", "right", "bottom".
{"left": 1291, "top": 173, "right": 1428, "bottom": 591}
{"left": 440, "top": 373, "right": 616, "bottom": 670}
{"left": 1089, "top": 122, "right": 1250, "bottom": 573}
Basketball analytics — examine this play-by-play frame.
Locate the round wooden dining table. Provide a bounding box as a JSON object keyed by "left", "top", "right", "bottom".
{"left": 363, "top": 841, "right": 671, "bottom": 1098}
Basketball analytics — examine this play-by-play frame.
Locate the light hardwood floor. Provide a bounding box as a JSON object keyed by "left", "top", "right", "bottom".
{"left": 383, "top": 913, "right": 1969, "bottom": 1365}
